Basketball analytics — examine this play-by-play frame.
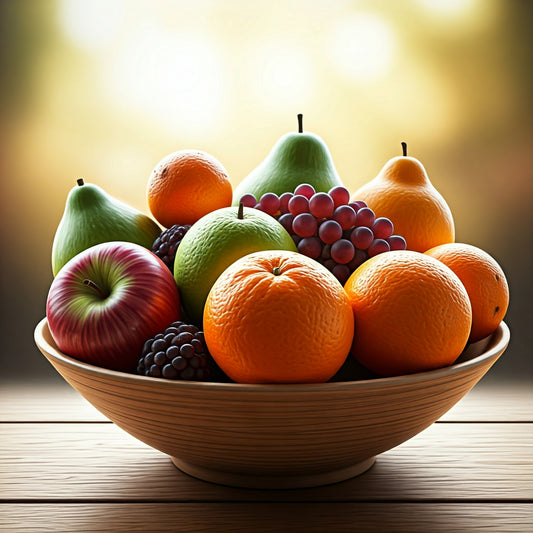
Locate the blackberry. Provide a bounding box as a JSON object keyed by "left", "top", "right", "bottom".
{"left": 152, "top": 224, "right": 191, "bottom": 272}
{"left": 137, "top": 320, "right": 215, "bottom": 381}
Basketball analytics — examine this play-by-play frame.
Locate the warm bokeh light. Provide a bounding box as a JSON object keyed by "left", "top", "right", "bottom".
{"left": 249, "top": 37, "right": 315, "bottom": 111}
{"left": 329, "top": 12, "right": 397, "bottom": 83}
{"left": 417, "top": 0, "right": 480, "bottom": 16}
{"left": 59, "top": 0, "right": 126, "bottom": 50}
{"left": 103, "top": 27, "right": 226, "bottom": 135}
{"left": 416, "top": 0, "right": 497, "bottom": 32}
{"left": 1, "top": 0, "right": 531, "bottom": 383}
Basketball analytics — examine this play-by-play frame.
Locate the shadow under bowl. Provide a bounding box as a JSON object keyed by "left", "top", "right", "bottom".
{"left": 34, "top": 318, "right": 509, "bottom": 489}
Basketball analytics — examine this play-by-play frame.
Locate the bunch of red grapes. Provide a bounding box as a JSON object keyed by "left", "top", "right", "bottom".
{"left": 239, "top": 184, "right": 407, "bottom": 284}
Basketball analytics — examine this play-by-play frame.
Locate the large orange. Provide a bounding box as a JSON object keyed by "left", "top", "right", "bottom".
{"left": 425, "top": 243, "right": 509, "bottom": 343}
{"left": 147, "top": 149, "right": 233, "bottom": 228}
{"left": 203, "top": 250, "right": 354, "bottom": 384}
{"left": 344, "top": 250, "right": 472, "bottom": 377}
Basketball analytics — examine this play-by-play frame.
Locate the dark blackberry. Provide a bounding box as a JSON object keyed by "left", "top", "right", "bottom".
{"left": 137, "top": 320, "right": 216, "bottom": 381}
{"left": 151, "top": 224, "right": 191, "bottom": 272}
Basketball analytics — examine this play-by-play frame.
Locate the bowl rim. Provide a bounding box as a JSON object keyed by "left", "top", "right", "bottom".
{"left": 34, "top": 317, "right": 510, "bottom": 393}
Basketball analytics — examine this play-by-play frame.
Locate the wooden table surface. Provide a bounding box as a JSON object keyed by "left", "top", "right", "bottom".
{"left": 1, "top": 379, "right": 532, "bottom": 532}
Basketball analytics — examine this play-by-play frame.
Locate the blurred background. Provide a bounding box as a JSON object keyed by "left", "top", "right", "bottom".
{"left": 1, "top": 0, "right": 531, "bottom": 384}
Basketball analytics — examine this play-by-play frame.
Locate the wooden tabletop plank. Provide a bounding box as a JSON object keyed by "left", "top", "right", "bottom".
{"left": 439, "top": 381, "right": 533, "bottom": 422}
{"left": 1, "top": 380, "right": 532, "bottom": 423}
{"left": 1, "top": 422, "right": 531, "bottom": 502}
{"left": 1, "top": 503, "right": 532, "bottom": 532}
{"left": 0, "top": 382, "right": 108, "bottom": 422}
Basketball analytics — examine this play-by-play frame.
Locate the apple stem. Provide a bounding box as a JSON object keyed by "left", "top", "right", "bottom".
{"left": 401, "top": 142, "right": 407, "bottom": 157}
{"left": 297, "top": 113, "right": 303, "bottom": 133}
{"left": 238, "top": 202, "right": 244, "bottom": 219}
{"left": 83, "top": 279, "right": 108, "bottom": 298}
{"left": 77, "top": 178, "right": 85, "bottom": 186}
{"left": 272, "top": 266, "right": 281, "bottom": 276}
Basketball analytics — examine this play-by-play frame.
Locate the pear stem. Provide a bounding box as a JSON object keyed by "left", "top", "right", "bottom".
{"left": 297, "top": 113, "right": 303, "bottom": 133}
{"left": 77, "top": 178, "right": 85, "bottom": 187}
{"left": 272, "top": 266, "right": 281, "bottom": 276}
{"left": 238, "top": 202, "right": 244, "bottom": 219}
{"left": 83, "top": 279, "right": 108, "bottom": 298}
{"left": 401, "top": 142, "right": 407, "bottom": 157}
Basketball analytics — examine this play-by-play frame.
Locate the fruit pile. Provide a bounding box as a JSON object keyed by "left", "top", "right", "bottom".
{"left": 239, "top": 184, "right": 406, "bottom": 284}
{"left": 44, "top": 114, "right": 510, "bottom": 384}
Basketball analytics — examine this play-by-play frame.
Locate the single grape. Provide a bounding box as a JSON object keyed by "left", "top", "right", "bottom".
{"left": 331, "top": 263, "right": 351, "bottom": 285}
{"left": 279, "top": 192, "right": 293, "bottom": 214}
{"left": 388, "top": 235, "right": 407, "bottom": 251}
{"left": 350, "top": 226, "right": 374, "bottom": 250}
{"left": 368, "top": 238, "right": 390, "bottom": 257}
{"left": 318, "top": 219, "right": 343, "bottom": 244}
{"left": 349, "top": 200, "right": 367, "bottom": 212}
{"left": 372, "top": 217, "right": 394, "bottom": 239}
{"left": 321, "top": 243, "right": 331, "bottom": 259}
{"left": 278, "top": 213, "right": 294, "bottom": 233}
{"left": 323, "top": 258, "right": 336, "bottom": 271}
{"left": 259, "top": 192, "right": 280, "bottom": 216}
{"left": 355, "top": 207, "right": 375, "bottom": 227}
{"left": 330, "top": 239, "right": 355, "bottom": 264}
{"left": 328, "top": 185, "right": 351, "bottom": 207}
{"left": 239, "top": 193, "right": 257, "bottom": 208}
{"left": 297, "top": 237, "right": 322, "bottom": 259}
{"left": 348, "top": 248, "right": 368, "bottom": 271}
{"left": 309, "top": 192, "right": 335, "bottom": 219}
{"left": 288, "top": 194, "right": 309, "bottom": 216}
{"left": 292, "top": 213, "right": 318, "bottom": 238}
{"left": 294, "top": 183, "right": 316, "bottom": 199}
{"left": 332, "top": 205, "right": 357, "bottom": 230}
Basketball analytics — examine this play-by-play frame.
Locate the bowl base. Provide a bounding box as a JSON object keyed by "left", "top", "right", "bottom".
{"left": 170, "top": 456, "right": 376, "bottom": 489}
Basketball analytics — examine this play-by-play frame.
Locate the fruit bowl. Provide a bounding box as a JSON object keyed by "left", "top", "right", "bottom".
{"left": 34, "top": 317, "right": 509, "bottom": 489}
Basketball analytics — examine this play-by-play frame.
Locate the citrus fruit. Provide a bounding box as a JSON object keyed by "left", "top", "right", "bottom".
{"left": 174, "top": 204, "right": 296, "bottom": 326}
{"left": 425, "top": 243, "right": 509, "bottom": 343}
{"left": 351, "top": 143, "right": 454, "bottom": 252}
{"left": 344, "top": 250, "right": 472, "bottom": 377}
{"left": 203, "top": 250, "right": 354, "bottom": 384}
{"left": 147, "top": 149, "right": 233, "bottom": 228}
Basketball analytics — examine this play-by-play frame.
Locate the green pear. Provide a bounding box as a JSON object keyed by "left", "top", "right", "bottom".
{"left": 51, "top": 179, "right": 161, "bottom": 275}
{"left": 233, "top": 114, "right": 344, "bottom": 204}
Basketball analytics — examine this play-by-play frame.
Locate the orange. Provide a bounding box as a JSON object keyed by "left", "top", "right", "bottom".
{"left": 147, "top": 149, "right": 233, "bottom": 228}
{"left": 425, "top": 243, "right": 509, "bottom": 343}
{"left": 351, "top": 144, "right": 454, "bottom": 252}
{"left": 203, "top": 250, "right": 354, "bottom": 384}
{"left": 344, "top": 250, "right": 472, "bottom": 377}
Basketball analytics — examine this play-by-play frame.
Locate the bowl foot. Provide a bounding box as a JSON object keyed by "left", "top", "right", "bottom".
{"left": 170, "top": 456, "right": 376, "bottom": 489}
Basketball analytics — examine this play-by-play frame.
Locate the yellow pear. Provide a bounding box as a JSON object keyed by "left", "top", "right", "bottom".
{"left": 351, "top": 143, "right": 454, "bottom": 252}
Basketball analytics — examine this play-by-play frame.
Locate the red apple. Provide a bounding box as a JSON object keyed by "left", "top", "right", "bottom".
{"left": 46, "top": 241, "right": 181, "bottom": 372}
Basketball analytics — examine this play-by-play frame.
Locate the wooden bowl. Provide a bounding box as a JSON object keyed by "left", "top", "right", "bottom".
{"left": 34, "top": 318, "right": 509, "bottom": 489}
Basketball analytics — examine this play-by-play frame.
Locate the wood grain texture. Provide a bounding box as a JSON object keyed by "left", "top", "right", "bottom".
{"left": 1, "top": 422, "right": 531, "bottom": 501}
{"left": 2, "top": 330, "right": 531, "bottom": 533}
{"left": 33, "top": 319, "right": 510, "bottom": 488}
{"left": 0, "top": 383, "right": 109, "bottom": 422}
{"left": 1, "top": 503, "right": 532, "bottom": 532}
{"left": 2, "top": 380, "right": 532, "bottom": 423}
{"left": 439, "top": 381, "right": 533, "bottom": 421}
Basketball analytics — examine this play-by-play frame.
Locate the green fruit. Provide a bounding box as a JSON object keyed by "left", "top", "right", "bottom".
{"left": 52, "top": 179, "right": 161, "bottom": 276}
{"left": 233, "top": 114, "right": 344, "bottom": 204}
{"left": 174, "top": 204, "right": 297, "bottom": 325}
